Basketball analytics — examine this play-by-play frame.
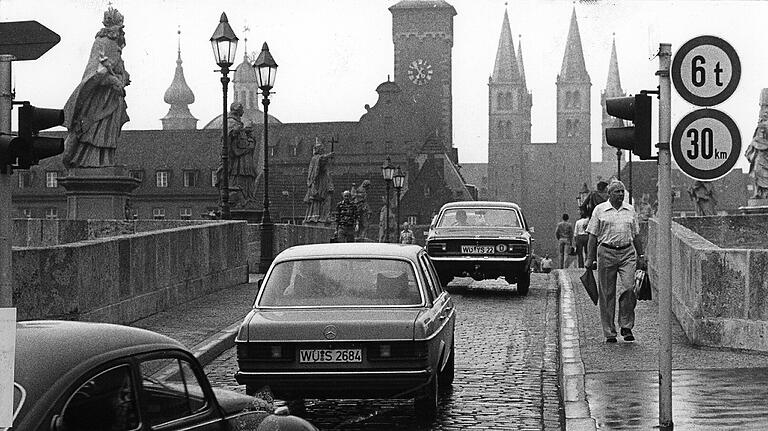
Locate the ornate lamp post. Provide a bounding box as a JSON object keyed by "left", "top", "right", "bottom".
{"left": 210, "top": 12, "right": 238, "bottom": 220}
{"left": 253, "top": 42, "right": 278, "bottom": 272}
{"left": 393, "top": 166, "right": 405, "bottom": 235}
{"left": 381, "top": 156, "right": 395, "bottom": 242}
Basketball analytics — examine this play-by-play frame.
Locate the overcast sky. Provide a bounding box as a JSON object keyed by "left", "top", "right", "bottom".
{"left": 2, "top": 0, "right": 765, "bottom": 171}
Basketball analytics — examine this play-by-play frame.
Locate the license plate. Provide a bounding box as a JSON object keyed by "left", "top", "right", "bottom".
{"left": 299, "top": 349, "right": 362, "bottom": 363}
{"left": 461, "top": 245, "right": 495, "bottom": 254}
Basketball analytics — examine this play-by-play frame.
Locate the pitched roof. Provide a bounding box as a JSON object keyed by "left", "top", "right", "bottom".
{"left": 604, "top": 35, "right": 624, "bottom": 96}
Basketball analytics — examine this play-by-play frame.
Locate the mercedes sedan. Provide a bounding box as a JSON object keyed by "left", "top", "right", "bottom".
{"left": 235, "top": 243, "right": 456, "bottom": 420}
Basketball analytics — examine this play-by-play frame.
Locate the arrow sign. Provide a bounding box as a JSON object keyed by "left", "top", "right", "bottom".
{"left": 0, "top": 21, "right": 60, "bottom": 61}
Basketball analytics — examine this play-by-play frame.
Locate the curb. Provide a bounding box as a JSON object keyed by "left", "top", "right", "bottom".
{"left": 190, "top": 321, "right": 241, "bottom": 367}
{"left": 557, "top": 270, "right": 597, "bottom": 431}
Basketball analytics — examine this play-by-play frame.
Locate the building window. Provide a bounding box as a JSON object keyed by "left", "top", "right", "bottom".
{"left": 130, "top": 170, "right": 144, "bottom": 182}
{"left": 156, "top": 171, "right": 169, "bottom": 188}
{"left": 152, "top": 207, "right": 166, "bottom": 220}
{"left": 18, "top": 172, "right": 32, "bottom": 188}
{"left": 129, "top": 208, "right": 139, "bottom": 219}
{"left": 269, "top": 147, "right": 275, "bottom": 157}
{"left": 183, "top": 170, "right": 197, "bottom": 187}
{"left": 407, "top": 215, "right": 417, "bottom": 226}
{"left": 21, "top": 208, "right": 32, "bottom": 218}
{"left": 292, "top": 146, "right": 298, "bottom": 156}
{"left": 211, "top": 169, "right": 218, "bottom": 187}
{"left": 45, "top": 207, "right": 58, "bottom": 219}
{"left": 424, "top": 185, "right": 431, "bottom": 197}
{"left": 45, "top": 171, "right": 59, "bottom": 188}
{"left": 179, "top": 207, "right": 192, "bottom": 220}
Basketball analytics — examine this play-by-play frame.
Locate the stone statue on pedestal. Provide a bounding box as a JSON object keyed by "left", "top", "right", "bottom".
{"left": 62, "top": 6, "right": 130, "bottom": 169}
{"left": 303, "top": 140, "right": 335, "bottom": 223}
{"left": 226, "top": 102, "right": 258, "bottom": 208}
{"left": 687, "top": 181, "right": 717, "bottom": 216}
{"left": 745, "top": 89, "right": 768, "bottom": 199}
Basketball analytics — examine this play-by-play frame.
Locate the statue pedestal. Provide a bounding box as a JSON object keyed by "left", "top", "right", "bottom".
{"left": 739, "top": 199, "right": 768, "bottom": 215}
{"left": 58, "top": 166, "right": 141, "bottom": 220}
{"left": 231, "top": 208, "right": 262, "bottom": 224}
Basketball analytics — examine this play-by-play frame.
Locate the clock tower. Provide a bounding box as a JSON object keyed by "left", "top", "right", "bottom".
{"left": 390, "top": 0, "right": 457, "bottom": 160}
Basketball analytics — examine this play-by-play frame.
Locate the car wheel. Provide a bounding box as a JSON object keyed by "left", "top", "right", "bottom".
{"left": 516, "top": 271, "right": 530, "bottom": 296}
{"left": 414, "top": 373, "right": 439, "bottom": 420}
{"left": 438, "top": 343, "right": 455, "bottom": 389}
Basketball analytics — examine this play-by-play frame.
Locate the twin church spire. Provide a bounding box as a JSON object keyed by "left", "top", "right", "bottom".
{"left": 490, "top": 10, "right": 526, "bottom": 87}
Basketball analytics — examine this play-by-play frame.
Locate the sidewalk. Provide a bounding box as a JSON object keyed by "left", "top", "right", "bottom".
{"left": 558, "top": 268, "right": 768, "bottom": 430}
{"left": 130, "top": 276, "right": 262, "bottom": 366}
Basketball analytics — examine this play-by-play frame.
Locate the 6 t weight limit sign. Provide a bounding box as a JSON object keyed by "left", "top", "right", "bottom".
{"left": 672, "top": 36, "right": 740, "bottom": 106}
{"left": 672, "top": 109, "right": 741, "bottom": 181}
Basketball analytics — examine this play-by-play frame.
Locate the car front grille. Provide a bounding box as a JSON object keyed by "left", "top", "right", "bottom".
{"left": 427, "top": 239, "right": 529, "bottom": 258}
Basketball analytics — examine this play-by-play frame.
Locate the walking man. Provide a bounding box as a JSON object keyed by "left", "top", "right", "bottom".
{"left": 555, "top": 213, "right": 573, "bottom": 269}
{"left": 585, "top": 180, "right": 645, "bottom": 343}
{"left": 574, "top": 208, "right": 590, "bottom": 268}
{"left": 335, "top": 190, "right": 358, "bottom": 243}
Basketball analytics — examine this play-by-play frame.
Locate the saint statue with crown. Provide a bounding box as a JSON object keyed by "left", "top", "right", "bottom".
{"left": 62, "top": 6, "right": 130, "bottom": 168}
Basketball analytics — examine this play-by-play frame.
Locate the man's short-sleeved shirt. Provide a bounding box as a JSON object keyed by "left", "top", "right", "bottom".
{"left": 586, "top": 200, "right": 638, "bottom": 247}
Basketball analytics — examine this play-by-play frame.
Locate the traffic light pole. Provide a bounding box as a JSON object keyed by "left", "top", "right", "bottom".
{"left": 656, "top": 43, "right": 673, "bottom": 430}
{"left": 0, "top": 55, "right": 13, "bottom": 308}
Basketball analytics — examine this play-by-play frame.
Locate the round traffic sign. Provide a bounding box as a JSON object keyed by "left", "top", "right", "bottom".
{"left": 672, "top": 36, "right": 740, "bottom": 106}
{"left": 671, "top": 109, "right": 741, "bottom": 181}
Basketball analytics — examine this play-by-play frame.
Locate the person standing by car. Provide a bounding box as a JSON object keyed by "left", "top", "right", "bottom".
{"left": 585, "top": 180, "right": 645, "bottom": 343}
{"left": 555, "top": 213, "right": 573, "bottom": 269}
{"left": 335, "top": 190, "right": 358, "bottom": 242}
{"left": 573, "top": 208, "right": 590, "bottom": 268}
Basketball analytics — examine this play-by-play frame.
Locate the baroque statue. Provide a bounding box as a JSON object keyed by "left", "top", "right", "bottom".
{"left": 687, "top": 181, "right": 717, "bottom": 216}
{"left": 226, "top": 102, "right": 258, "bottom": 208}
{"left": 745, "top": 88, "right": 768, "bottom": 199}
{"left": 303, "top": 140, "right": 335, "bottom": 223}
{"left": 62, "top": 6, "right": 130, "bottom": 169}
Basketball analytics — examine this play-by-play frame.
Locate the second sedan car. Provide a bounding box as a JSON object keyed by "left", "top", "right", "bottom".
{"left": 235, "top": 243, "right": 456, "bottom": 419}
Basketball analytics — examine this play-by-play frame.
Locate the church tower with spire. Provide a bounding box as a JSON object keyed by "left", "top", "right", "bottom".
{"left": 601, "top": 35, "right": 626, "bottom": 164}
{"left": 556, "top": 8, "right": 591, "bottom": 183}
{"left": 161, "top": 29, "right": 197, "bottom": 130}
{"left": 487, "top": 10, "right": 531, "bottom": 203}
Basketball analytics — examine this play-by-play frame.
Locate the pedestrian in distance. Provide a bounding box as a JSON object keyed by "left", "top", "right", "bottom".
{"left": 555, "top": 213, "right": 573, "bottom": 269}
{"left": 585, "top": 180, "right": 646, "bottom": 343}
{"left": 573, "top": 208, "right": 590, "bottom": 268}
{"left": 335, "top": 190, "right": 358, "bottom": 243}
{"left": 399, "top": 222, "right": 415, "bottom": 244}
{"left": 580, "top": 180, "right": 609, "bottom": 218}
{"left": 540, "top": 254, "right": 553, "bottom": 274}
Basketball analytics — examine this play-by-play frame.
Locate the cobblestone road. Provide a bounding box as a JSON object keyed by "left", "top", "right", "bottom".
{"left": 204, "top": 274, "right": 562, "bottom": 430}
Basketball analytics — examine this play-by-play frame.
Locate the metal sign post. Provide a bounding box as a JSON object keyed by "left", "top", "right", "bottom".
{"left": 657, "top": 43, "right": 673, "bottom": 431}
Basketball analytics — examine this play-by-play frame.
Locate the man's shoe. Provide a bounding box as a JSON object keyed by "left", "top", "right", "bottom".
{"left": 606, "top": 337, "right": 617, "bottom": 343}
{"left": 621, "top": 329, "right": 635, "bottom": 342}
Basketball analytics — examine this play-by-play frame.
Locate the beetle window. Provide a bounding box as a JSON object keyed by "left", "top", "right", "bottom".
{"left": 259, "top": 258, "right": 422, "bottom": 307}
{"left": 60, "top": 364, "right": 140, "bottom": 431}
{"left": 139, "top": 357, "right": 208, "bottom": 426}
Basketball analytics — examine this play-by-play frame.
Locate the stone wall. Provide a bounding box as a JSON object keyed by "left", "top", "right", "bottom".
{"left": 648, "top": 217, "right": 768, "bottom": 352}
{"left": 13, "top": 220, "right": 248, "bottom": 324}
{"left": 246, "top": 223, "right": 335, "bottom": 272}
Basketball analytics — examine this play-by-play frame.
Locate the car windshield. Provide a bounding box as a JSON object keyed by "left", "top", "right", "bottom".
{"left": 258, "top": 258, "right": 422, "bottom": 307}
{"left": 437, "top": 208, "right": 521, "bottom": 228}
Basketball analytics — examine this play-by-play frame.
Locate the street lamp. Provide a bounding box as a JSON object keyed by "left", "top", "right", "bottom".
{"left": 393, "top": 166, "right": 405, "bottom": 236}
{"left": 381, "top": 156, "right": 395, "bottom": 242}
{"left": 210, "top": 12, "right": 238, "bottom": 220}
{"left": 253, "top": 42, "right": 278, "bottom": 272}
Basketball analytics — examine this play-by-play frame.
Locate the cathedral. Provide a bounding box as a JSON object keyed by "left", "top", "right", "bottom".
{"left": 485, "top": 8, "right": 628, "bottom": 255}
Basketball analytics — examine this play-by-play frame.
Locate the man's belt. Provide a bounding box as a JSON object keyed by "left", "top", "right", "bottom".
{"left": 600, "top": 242, "right": 631, "bottom": 250}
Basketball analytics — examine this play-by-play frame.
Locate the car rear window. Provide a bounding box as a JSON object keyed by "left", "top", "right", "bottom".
{"left": 437, "top": 208, "right": 521, "bottom": 228}
{"left": 258, "top": 258, "right": 422, "bottom": 307}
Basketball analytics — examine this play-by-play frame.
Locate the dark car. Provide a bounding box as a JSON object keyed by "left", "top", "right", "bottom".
{"left": 425, "top": 201, "right": 534, "bottom": 295}
{"left": 235, "top": 243, "right": 456, "bottom": 420}
{"left": 12, "top": 320, "right": 316, "bottom": 431}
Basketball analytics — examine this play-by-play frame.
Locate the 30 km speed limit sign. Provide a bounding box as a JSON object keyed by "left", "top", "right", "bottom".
{"left": 671, "top": 109, "right": 741, "bottom": 181}
{"left": 672, "top": 36, "right": 740, "bottom": 106}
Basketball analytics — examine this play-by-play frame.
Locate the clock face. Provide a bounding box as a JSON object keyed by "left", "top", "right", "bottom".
{"left": 407, "top": 59, "right": 433, "bottom": 85}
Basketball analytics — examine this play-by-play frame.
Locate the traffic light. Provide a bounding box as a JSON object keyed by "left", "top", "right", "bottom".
{"left": 605, "top": 93, "right": 653, "bottom": 160}
{"left": 0, "top": 102, "right": 65, "bottom": 172}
